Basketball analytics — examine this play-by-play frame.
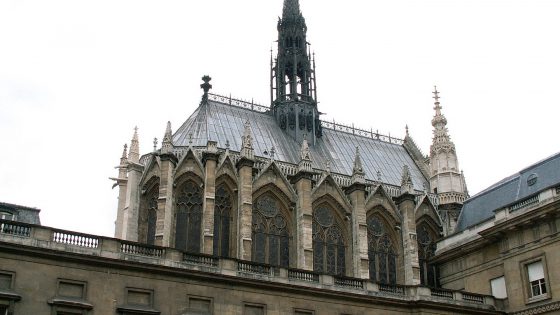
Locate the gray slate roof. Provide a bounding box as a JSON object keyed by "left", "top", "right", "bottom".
{"left": 456, "top": 152, "right": 560, "bottom": 231}
{"left": 173, "top": 98, "right": 428, "bottom": 190}
{"left": 0, "top": 201, "right": 41, "bottom": 225}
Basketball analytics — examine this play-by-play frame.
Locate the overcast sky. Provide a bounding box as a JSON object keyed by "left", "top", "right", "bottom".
{"left": 1, "top": 0, "right": 558, "bottom": 237}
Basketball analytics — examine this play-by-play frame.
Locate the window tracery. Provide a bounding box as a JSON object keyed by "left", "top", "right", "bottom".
{"left": 213, "top": 184, "right": 232, "bottom": 257}
{"left": 312, "top": 206, "right": 346, "bottom": 276}
{"left": 175, "top": 181, "right": 203, "bottom": 253}
{"left": 418, "top": 223, "right": 438, "bottom": 287}
{"left": 367, "top": 214, "right": 397, "bottom": 284}
{"left": 252, "top": 195, "right": 290, "bottom": 267}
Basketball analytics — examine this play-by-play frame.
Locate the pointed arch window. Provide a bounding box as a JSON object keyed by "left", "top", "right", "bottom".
{"left": 252, "top": 195, "right": 290, "bottom": 267}
{"left": 418, "top": 223, "right": 438, "bottom": 287}
{"left": 367, "top": 214, "right": 397, "bottom": 284}
{"left": 146, "top": 188, "right": 158, "bottom": 245}
{"left": 175, "top": 181, "right": 203, "bottom": 253}
{"left": 312, "top": 206, "right": 346, "bottom": 276}
{"left": 213, "top": 184, "right": 232, "bottom": 257}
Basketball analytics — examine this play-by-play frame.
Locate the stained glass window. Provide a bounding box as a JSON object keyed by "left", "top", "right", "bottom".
{"left": 367, "top": 214, "right": 397, "bottom": 284}
{"left": 175, "top": 181, "right": 203, "bottom": 253}
{"left": 251, "top": 195, "right": 290, "bottom": 267}
{"left": 213, "top": 185, "right": 232, "bottom": 257}
{"left": 418, "top": 223, "right": 438, "bottom": 287}
{"left": 312, "top": 206, "right": 346, "bottom": 276}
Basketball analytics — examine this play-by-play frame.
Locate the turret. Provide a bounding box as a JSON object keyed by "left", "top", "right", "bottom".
{"left": 428, "top": 87, "right": 468, "bottom": 235}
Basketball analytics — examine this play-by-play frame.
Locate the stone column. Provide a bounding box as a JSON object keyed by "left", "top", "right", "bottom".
{"left": 236, "top": 157, "right": 254, "bottom": 260}
{"left": 122, "top": 162, "right": 143, "bottom": 241}
{"left": 394, "top": 192, "right": 420, "bottom": 285}
{"left": 156, "top": 153, "right": 177, "bottom": 247}
{"left": 201, "top": 141, "right": 219, "bottom": 255}
{"left": 346, "top": 183, "right": 369, "bottom": 279}
{"left": 292, "top": 172, "right": 314, "bottom": 270}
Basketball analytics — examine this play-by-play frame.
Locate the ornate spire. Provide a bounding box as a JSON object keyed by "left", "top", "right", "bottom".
{"left": 161, "top": 121, "right": 174, "bottom": 154}
{"left": 241, "top": 121, "right": 254, "bottom": 160}
{"left": 430, "top": 86, "right": 453, "bottom": 153}
{"left": 120, "top": 144, "right": 128, "bottom": 165}
{"left": 351, "top": 147, "right": 365, "bottom": 184}
{"left": 400, "top": 165, "right": 414, "bottom": 195}
{"left": 128, "top": 126, "right": 140, "bottom": 163}
{"left": 282, "top": 0, "right": 302, "bottom": 19}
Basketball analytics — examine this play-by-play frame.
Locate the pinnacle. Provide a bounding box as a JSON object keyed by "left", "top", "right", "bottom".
{"left": 399, "top": 165, "right": 414, "bottom": 195}
{"left": 352, "top": 147, "right": 364, "bottom": 175}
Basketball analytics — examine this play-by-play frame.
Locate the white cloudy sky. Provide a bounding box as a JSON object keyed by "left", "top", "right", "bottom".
{"left": 0, "top": 0, "right": 558, "bottom": 237}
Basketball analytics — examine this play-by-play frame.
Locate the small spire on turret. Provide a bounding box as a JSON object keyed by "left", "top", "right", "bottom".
{"left": 120, "top": 144, "right": 128, "bottom": 165}
{"left": 351, "top": 147, "right": 365, "bottom": 184}
{"left": 241, "top": 121, "right": 254, "bottom": 160}
{"left": 298, "top": 137, "right": 312, "bottom": 172}
{"left": 405, "top": 124, "right": 410, "bottom": 138}
{"left": 128, "top": 126, "right": 140, "bottom": 163}
{"left": 399, "top": 165, "right": 414, "bottom": 195}
{"left": 162, "top": 121, "right": 174, "bottom": 154}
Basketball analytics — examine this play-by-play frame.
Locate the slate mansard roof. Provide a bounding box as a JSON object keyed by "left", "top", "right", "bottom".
{"left": 456, "top": 151, "right": 560, "bottom": 231}
{"left": 172, "top": 94, "right": 428, "bottom": 191}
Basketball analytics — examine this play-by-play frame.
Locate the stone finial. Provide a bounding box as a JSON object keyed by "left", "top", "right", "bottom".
{"left": 298, "top": 137, "right": 312, "bottom": 172}
{"left": 405, "top": 125, "right": 409, "bottom": 138}
{"left": 400, "top": 165, "right": 414, "bottom": 195}
{"left": 153, "top": 138, "right": 158, "bottom": 152}
{"left": 200, "top": 75, "right": 212, "bottom": 104}
{"left": 241, "top": 121, "right": 254, "bottom": 159}
{"left": 120, "top": 144, "right": 128, "bottom": 165}
{"left": 162, "top": 121, "right": 174, "bottom": 154}
{"left": 128, "top": 126, "right": 140, "bottom": 163}
{"left": 351, "top": 147, "right": 365, "bottom": 184}
{"left": 377, "top": 170, "right": 382, "bottom": 182}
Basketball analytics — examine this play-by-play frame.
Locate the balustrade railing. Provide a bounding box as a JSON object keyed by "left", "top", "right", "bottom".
{"left": 431, "top": 288, "right": 454, "bottom": 299}
{"left": 53, "top": 230, "right": 99, "bottom": 248}
{"left": 378, "top": 283, "right": 405, "bottom": 296}
{"left": 509, "top": 195, "right": 540, "bottom": 213}
{"left": 334, "top": 276, "right": 364, "bottom": 289}
{"left": 288, "top": 269, "right": 319, "bottom": 283}
{"left": 183, "top": 253, "right": 219, "bottom": 267}
{"left": 237, "top": 260, "right": 272, "bottom": 276}
{"left": 0, "top": 220, "right": 31, "bottom": 237}
{"left": 462, "top": 293, "right": 484, "bottom": 304}
{"left": 120, "top": 241, "right": 163, "bottom": 258}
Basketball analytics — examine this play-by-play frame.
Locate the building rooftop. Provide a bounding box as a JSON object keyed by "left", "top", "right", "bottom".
{"left": 456, "top": 151, "right": 560, "bottom": 231}
{"left": 172, "top": 93, "right": 428, "bottom": 190}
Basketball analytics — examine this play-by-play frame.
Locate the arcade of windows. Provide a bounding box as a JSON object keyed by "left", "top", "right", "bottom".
{"left": 142, "top": 184, "right": 440, "bottom": 283}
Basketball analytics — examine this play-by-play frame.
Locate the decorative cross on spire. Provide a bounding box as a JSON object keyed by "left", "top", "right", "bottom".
{"left": 432, "top": 86, "right": 440, "bottom": 103}
{"left": 270, "top": 146, "right": 276, "bottom": 160}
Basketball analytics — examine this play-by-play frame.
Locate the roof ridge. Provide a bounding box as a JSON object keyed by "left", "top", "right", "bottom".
{"left": 207, "top": 92, "right": 404, "bottom": 145}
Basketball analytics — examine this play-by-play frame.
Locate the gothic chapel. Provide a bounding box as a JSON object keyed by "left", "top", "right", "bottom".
{"left": 113, "top": 0, "right": 469, "bottom": 288}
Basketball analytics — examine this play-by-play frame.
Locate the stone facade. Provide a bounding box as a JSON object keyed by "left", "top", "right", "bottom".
{"left": 0, "top": 222, "right": 503, "bottom": 315}
{"left": 435, "top": 154, "right": 560, "bottom": 315}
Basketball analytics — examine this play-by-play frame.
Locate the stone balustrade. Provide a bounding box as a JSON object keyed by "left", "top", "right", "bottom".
{"left": 0, "top": 219, "right": 503, "bottom": 311}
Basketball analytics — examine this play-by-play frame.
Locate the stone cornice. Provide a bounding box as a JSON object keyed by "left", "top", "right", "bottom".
{"left": 236, "top": 156, "right": 255, "bottom": 170}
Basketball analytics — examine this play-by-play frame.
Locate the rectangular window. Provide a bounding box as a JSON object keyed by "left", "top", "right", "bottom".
{"left": 244, "top": 303, "right": 265, "bottom": 315}
{"left": 126, "top": 288, "right": 153, "bottom": 306}
{"left": 0, "top": 306, "right": 7, "bottom": 315}
{"left": 490, "top": 276, "right": 507, "bottom": 299}
{"left": 0, "top": 273, "right": 13, "bottom": 290}
{"left": 294, "top": 310, "right": 314, "bottom": 315}
{"left": 58, "top": 280, "right": 86, "bottom": 299}
{"left": 527, "top": 261, "right": 547, "bottom": 298}
{"left": 188, "top": 296, "right": 212, "bottom": 314}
